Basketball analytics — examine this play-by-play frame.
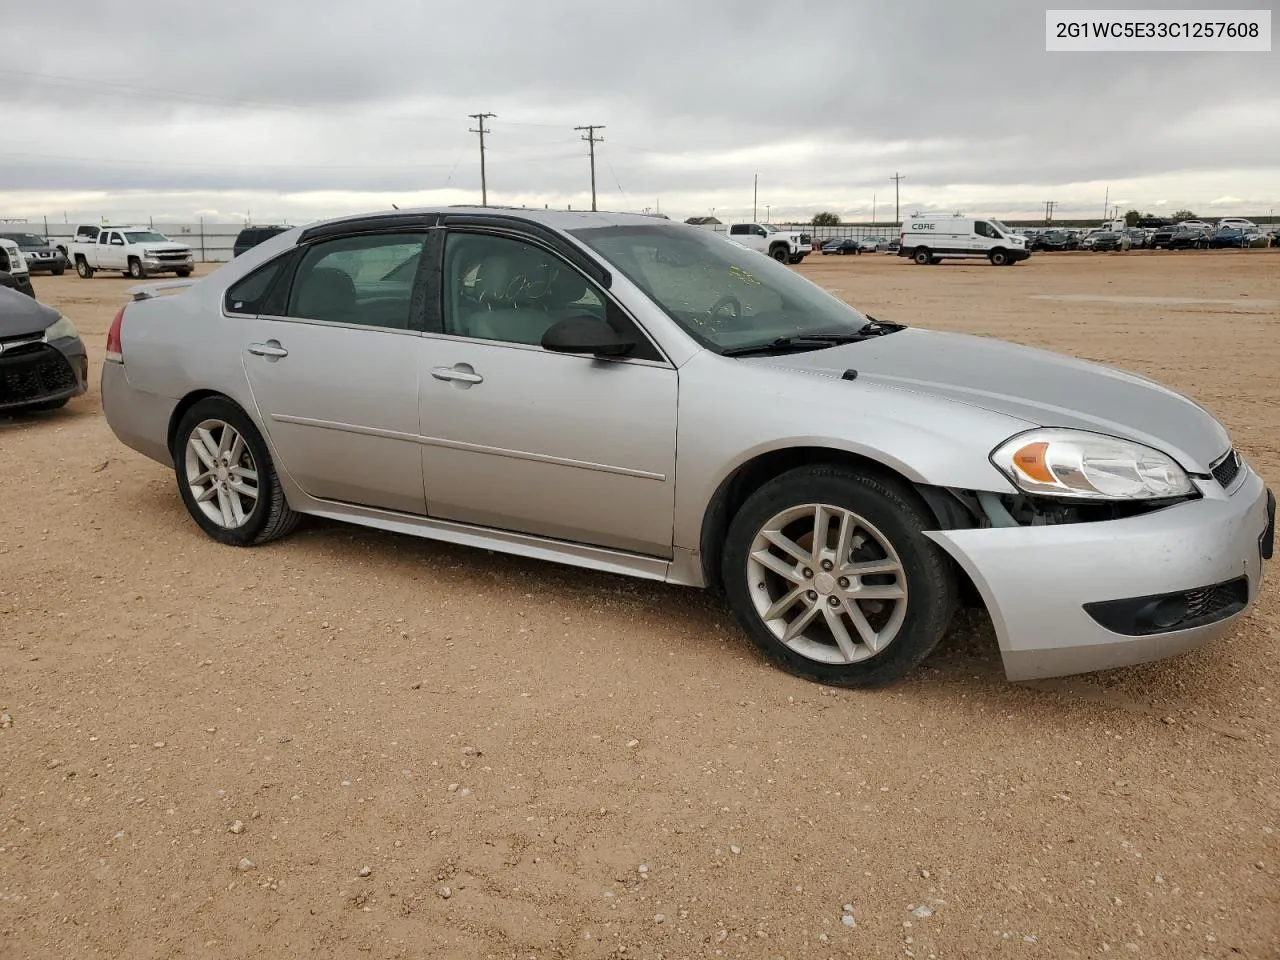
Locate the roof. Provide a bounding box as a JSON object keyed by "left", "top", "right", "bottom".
{"left": 296, "top": 205, "right": 682, "bottom": 237}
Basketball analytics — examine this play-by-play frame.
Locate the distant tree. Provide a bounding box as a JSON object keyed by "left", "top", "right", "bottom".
{"left": 1124, "top": 209, "right": 1141, "bottom": 227}
{"left": 1172, "top": 209, "right": 1197, "bottom": 221}
{"left": 811, "top": 212, "right": 841, "bottom": 227}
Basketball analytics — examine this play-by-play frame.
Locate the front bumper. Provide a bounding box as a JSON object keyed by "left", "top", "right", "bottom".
{"left": 142, "top": 257, "right": 194, "bottom": 272}
{"left": 927, "top": 466, "right": 1272, "bottom": 681}
{"left": 25, "top": 253, "right": 67, "bottom": 273}
{"left": 0, "top": 335, "right": 88, "bottom": 412}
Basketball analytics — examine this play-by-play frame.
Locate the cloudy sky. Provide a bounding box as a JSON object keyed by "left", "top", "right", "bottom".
{"left": 2, "top": 0, "right": 1277, "bottom": 227}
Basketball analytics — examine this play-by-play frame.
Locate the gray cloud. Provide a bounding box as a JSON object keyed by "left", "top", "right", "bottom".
{"left": 2, "top": 0, "right": 1277, "bottom": 222}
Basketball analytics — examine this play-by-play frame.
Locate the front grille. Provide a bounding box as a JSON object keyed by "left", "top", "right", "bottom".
{"left": 1211, "top": 448, "right": 1242, "bottom": 488}
{"left": 1183, "top": 582, "right": 1245, "bottom": 622}
{"left": 155, "top": 251, "right": 190, "bottom": 262}
{"left": 0, "top": 343, "right": 77, "bottom": 408}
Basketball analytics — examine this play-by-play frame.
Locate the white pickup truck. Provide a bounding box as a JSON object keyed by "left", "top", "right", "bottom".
{"left": 70, "top": 225, "right": 194, "bottom": 280}
{"left": 719, "top": 222, "right": 813, "bottom": 264}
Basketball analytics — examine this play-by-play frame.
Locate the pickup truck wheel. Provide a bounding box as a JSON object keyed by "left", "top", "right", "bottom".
{"left": 128, "top": 258, "right": 145, "bottom": 279}
{"left": 770, "top": 246, "right": 789, "bottom": 262}
{"left": 75, "top": 258, "right": 94, "bottom": 279}
{"left": 721, "top": 465, "right": 958, "bottom": 688}
{"left": 912, "top": 248, "right": 932, "bottom": 265}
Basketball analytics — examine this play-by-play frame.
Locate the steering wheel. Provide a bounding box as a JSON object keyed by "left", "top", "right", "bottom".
{"left": 708, "top": 295, "right": 741, "bottom": 319}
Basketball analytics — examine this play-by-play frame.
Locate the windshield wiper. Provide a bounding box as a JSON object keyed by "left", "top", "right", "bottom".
{"left": 721, "top": 332, "right": 871, "bottom": 357}
{"left": 721, "top": 321, "right": 904, "bottom": 358}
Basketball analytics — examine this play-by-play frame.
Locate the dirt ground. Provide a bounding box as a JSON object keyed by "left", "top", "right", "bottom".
{"left": 2, "top": 248, "right": 1278, "bottom": 960}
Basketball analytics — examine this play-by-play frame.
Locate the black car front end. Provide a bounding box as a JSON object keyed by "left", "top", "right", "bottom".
{"left": 21, "top": 247, "right": 68, "bottom": 274}
{"left": 0, "top": 288, "right": 88, "bottom": 413}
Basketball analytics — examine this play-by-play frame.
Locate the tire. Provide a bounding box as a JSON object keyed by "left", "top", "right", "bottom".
{"left": 770, "top": 246, "right": 789, "bottom": 263}
{"left": 720, "top": 465, "right": 958, "bottom": 688}
{"left": 75, "top": 258, "right": 94, "bottom": 279}
{"left": 52, "top": 266, "right": 65, "bottom": 277}
{"left": 912, "top": 248, "right": 932, "bottom": 265}
{"left": 128, "top": 258, "right": 145, "bottom": 279}
{"left": 173, "top": 396, "right": 301, "bottom": 547}
{"left": 176, "top": 268, "right": 192, "bottom": 277}
{"left": 989, "top": 249, "right": 1010, "bottom": 266}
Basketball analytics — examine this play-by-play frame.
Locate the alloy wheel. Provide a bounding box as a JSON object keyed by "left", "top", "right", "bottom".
{"left": 746, "top": 503, "right": 908, "bottom": 664}
{"left": 184, "top": 418, "right": 260, "bottom": 529}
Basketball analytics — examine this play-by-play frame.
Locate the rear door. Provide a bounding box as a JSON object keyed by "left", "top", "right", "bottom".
{"left": 235, "top": 225, "right": 434, "bottom": 514}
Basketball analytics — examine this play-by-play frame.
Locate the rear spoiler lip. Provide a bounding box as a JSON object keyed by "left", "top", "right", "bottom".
{"left": 127, "top": 278, "right": 201, "bottom": 301}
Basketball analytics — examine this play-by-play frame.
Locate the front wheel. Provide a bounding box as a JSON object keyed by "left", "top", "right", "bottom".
{"left": 770, "top": 246, "right": 789, "bottom": 262}
{"left": 912, "top": 248, "right": 932, "bottom": 265}
{"left": 128, "top": 258, "right": 145, "bottom": 279}
{"left": 173, "top": 397, "right": 301, "bottom": 547}
{"left": 989, "top": 249, "right": 1010, "bottom": 266}
{"left": 175, "top": 268, "right": 192, "bottom": 277}
{"left": 75, "top": 258, "right": 94, "bottom": 279}
{"left": 52, "top": 266, "right": 65, "bottom": 276}
{"left": 721, "top": 466, "right": 958, "bottom": 688}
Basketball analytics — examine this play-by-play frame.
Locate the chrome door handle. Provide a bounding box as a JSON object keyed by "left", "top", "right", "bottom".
{"left": 247, "top": 341, "right": 288, "bottom": 359}
{"left": 431, "top": 365, "right": 483, "bottom": 384}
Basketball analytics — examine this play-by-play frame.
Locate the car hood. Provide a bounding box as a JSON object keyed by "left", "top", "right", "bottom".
{"left": 750, "top": 328, "right": 1230, "bottom": 471}
{"left": 0, "top": 286, "right": 60, "bottom": 337}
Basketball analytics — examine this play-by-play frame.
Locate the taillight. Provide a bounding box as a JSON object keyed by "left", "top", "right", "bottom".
{"left": 105, "top": 305, "right": 126, "bottom": 363}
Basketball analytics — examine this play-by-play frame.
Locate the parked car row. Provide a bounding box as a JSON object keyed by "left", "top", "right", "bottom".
{"left": 819, "top": 236, "right": 900, "bottom": 255}
{"left": 1022, "top": 219, "right": 1279, "bottom": 253}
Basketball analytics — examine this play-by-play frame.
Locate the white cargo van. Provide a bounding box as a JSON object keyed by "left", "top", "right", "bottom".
{"left": 897, "top": 214, "right": 1030, "bottom": 266}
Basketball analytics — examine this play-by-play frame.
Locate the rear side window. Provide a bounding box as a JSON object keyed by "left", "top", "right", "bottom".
{"left": 224, "top": 254, "right": 292, "bottom": 315}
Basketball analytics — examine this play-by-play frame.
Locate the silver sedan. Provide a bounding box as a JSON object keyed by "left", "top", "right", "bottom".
{"left": 101, "top": 208, "right": 1275, "bottom": 687}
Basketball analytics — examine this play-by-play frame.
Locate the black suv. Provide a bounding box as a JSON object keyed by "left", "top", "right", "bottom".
{"left": 232, "top": 225, "right": 291, "bottom": 258}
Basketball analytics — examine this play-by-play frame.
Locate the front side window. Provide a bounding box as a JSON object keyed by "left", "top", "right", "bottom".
{"left": 442, "top": 232, "right": 610, "bottom": 346}
{"left": 285, "top": 232, "right": 427, "bottom": 329}
{"left": 99, "top": 233, "right": 110, "bottom": 245}
{"left": 569, "top": 222, "right": 872, "bottom": 353}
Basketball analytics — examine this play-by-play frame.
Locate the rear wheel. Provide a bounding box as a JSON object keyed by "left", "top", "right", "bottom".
{"left": 721, "top": 465, "right": 958, "bottom": 688}
{"left": 173, "top": 397, "right": 300, "bottom": 547}
{"left": 912, "top": 248, "right": 932, "bottom": 265}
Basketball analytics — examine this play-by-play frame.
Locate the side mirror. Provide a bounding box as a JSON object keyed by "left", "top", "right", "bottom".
{"left": 541, "top": 315, "right": 635, "bottom": 358}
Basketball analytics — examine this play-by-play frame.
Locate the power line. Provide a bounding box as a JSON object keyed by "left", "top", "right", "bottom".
{"left": 889, "top": 172, "right": 906, "bottom": 225}
{"left": 468, "top": 112, "right": 496, "bottom": 207}
{"left": 574, "top": 124, "right": 605, "bottom": 212}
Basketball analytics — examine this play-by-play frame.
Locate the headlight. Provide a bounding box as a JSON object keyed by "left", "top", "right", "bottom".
{"left": 990, "top": 428, "right": 1193, "bottom": 501}
{"left": 44, "top": 314, "right": 79, "bottom": 342}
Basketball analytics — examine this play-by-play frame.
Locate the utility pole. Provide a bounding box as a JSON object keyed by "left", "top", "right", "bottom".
{"left": 753, "top": 173, "right": 758, "bottom": 221}
{"left": 889, "top": 172, "right": 906, "bottom": 225}
{"left": 1101, "top": 186, "right": 1109, "bottom": 226}
{"left": 1044, "top": 200, "right": 1057, "bottom": 224}
{"left": 574, "top": 124, "right": 605, "bottom": 212}
{"left": 468, "top": 112, "right": 497, "bottom": 206}
{"left": 872, "top": 192, "right": 877, "bottom": 225}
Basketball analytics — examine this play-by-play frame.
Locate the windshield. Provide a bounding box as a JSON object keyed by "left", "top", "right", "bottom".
{"left": 0, "top": 233, "right": 46, "bottom": 248}
{"left": 991, "top": 219, "right": 1014, "bottom": 235}
{"left": 124, "top": 231, "right": 169, "bottom": 243}
{"left": 761, "top": 224, "right": 780, "bottom": 234}
{"left": 569, "top": 223, "right": 871, "bottom": 353}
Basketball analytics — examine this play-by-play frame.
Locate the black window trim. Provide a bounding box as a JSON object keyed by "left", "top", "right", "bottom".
{"left": 432, "top": 222, "right": 670, "bottom": 367}
{"left": 222, "top": 227, "right": 438, "bottom": 335}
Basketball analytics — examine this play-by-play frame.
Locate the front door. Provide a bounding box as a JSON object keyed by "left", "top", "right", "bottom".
{"left": 418, "top": 227, "right": 679, "bottom": 558}
{"left": 238, "top": 229, "right": 431, "bottom": 515}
